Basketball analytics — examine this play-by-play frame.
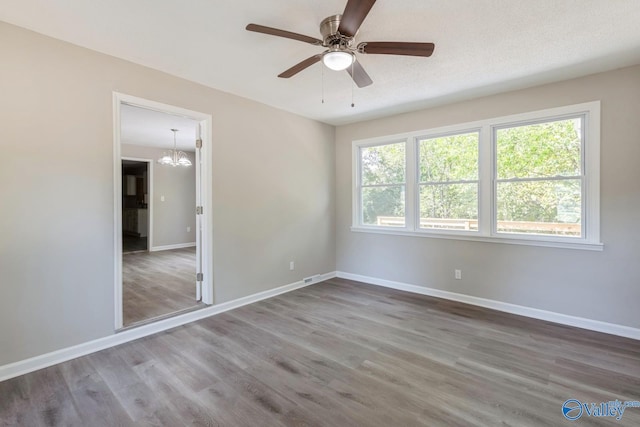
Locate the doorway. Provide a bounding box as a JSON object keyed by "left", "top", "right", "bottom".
{"left": 113, "top": 93, "right": 213, "bottom": 330}
{"left": 122, "top": 159, "right": 150, "bottom": 253}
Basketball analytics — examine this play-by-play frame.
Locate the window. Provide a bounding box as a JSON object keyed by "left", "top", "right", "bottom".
{"left": 495, "top": 118, "right": 583, "bottom": 237}
{"left": 358, "top": 142, "right": 406, "bottom": 227}
{"left": 418, "top": 131, "right": 479, "bottom": 231}
{"left": 352, "top": 102, "right": 601, "bottom": 250}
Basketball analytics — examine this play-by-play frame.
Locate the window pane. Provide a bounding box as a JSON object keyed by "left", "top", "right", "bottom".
{"left": 419, "top": 183, "right": 478, "bottom": 231}
{"left": 362, "top": 186, "right": 405, "bottom": 227}
{"left": 496, "top": 179, "right": 581, "bottom": 237}
{"left": 497, "top": 118, "right": 582, "bottom": 179}
{"left": 419, "top": 132, "right": 478, "bottom": 182}
{"left": 361, "top": 142, "right": 405, "bottom": 185}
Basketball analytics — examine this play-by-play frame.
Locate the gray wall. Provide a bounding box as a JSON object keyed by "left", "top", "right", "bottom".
{"left": 121, "top": 144, "right": 196, "bottom": 248}
{"left": 0, "top": 22, "right": 336, "bottom": 366}
{"left": 336, "top": 65, "right": 640, "bottom": 329}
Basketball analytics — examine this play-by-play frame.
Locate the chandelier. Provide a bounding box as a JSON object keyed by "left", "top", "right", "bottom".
{"left": 157, "top": 129, "right": 192, "bottom": 167}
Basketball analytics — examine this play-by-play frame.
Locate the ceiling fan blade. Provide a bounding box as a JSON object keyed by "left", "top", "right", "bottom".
{"left": 278, "top": 54, "right": 323, "bottom": 78}
{"left": 346, "top": 59, "right": 373, "bottom": 88}
{"left": 359, "top": 42, "right": 435, "bottom": 57}
{"left": 338, "top": 0, "right": 377, "bottom": 37}
{"left": 246, "top": 24, "right": 323, "bottom": 46}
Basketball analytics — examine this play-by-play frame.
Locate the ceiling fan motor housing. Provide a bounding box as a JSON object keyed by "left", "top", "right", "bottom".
{"left": 320, "top": 14, "right": 352, "bottom": 47}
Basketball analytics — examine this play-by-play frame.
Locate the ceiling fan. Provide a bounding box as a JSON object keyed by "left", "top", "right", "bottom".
{"left": 246, "top": 0, "right": 435, "bottom": 88}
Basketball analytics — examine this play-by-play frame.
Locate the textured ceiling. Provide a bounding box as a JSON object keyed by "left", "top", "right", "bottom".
{"left": 2, "top": 0, "right": 640, "bottom": 125}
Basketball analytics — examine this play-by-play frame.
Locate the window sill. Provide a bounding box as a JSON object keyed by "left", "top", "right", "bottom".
{"left": 350, "top": 226, "right": 604, "bottom": 251}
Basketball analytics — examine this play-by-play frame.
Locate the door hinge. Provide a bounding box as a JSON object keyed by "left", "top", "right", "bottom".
{"left": 196, "top": 272, "right": 203, "bottom": 282}
{"left": 196, "top": 138, "right": 202, "bottom": 149}
{"left": 196, "top": 206, "right": 203, "bottom": 215}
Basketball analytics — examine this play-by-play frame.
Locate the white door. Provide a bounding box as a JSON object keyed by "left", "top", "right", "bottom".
{"left": 195, "top": 122, "right": 203, "bottom": 302}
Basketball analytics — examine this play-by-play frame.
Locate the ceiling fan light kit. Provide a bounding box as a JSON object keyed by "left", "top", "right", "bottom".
{"left": 246, "top": 0, "right": 435, "bottom": 89}
{"left": 323, "top": 49, "right": 354, "bottom": 71}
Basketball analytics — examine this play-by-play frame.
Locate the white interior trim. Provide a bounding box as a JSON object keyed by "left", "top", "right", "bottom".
{"left": 349, "top": 226, "right": 604, "bottom": 251}
{"left": 149, "top": 242, "right": 196, "bottom": 252}
{"left": 0, "top": 272, "right": 337, "bottom": 382}
{"left": 113, "top": 95, "right": 124, "bottom": 329}
{"left": 336, "top": 271, "right": 640, "bottom": 340}
{"left": 113, "top": 92, "right": 214, "bottom": 330}
{"left": 199, "top": 116, "right": 214, "bottom": 306}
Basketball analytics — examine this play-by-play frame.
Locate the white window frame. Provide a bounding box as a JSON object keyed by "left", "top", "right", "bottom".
{"left": 351, "top": 101, "right": 602, "bottom": 251}
{"left": 353, "top": 137, "right": 410, "bottom": 231}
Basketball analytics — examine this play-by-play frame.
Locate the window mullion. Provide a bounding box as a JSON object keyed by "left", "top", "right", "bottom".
{"left": 353, "top": 144, "right": 361, "bottom": 227}
{"left": 361, "top": 183, "right": 406, "bottom": 188}
{"left": 419, "top": 179, "right": 479, "bottom": 186}
{"left": 405, "top": 137, "right": 416, "bottom": 231}
{"left": 479, "top": 124, "right": 493, "bottom": 237}
{"left": 496, "top": 175, "right": 583, "bottom": 184}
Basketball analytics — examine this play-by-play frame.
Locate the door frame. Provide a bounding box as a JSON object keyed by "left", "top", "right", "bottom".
{"left": 121, "top": 157, "right": 153, "bottom": 252}
{"left": 113, "top": 92, "right": 214, "bottom": 330}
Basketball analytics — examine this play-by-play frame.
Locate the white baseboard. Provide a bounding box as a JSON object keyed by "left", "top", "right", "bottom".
{"left": 0, "top": 271, "right": 337, "bottom": 382}
{"left": 149, "top": 242, "right": 196, "bottom": 252}
{"left": 336, "top": 271, "right": 640, "bottom": 341}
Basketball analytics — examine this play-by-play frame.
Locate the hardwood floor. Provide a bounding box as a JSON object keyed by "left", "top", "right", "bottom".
{"left": 3, "top": 277, "right": 640, "bottom": 426}
{"left": 123, "top": 247, "right": 203, "bottom": 326}
{"left": 122, "top": 235, "right": 148, "bottom": 253}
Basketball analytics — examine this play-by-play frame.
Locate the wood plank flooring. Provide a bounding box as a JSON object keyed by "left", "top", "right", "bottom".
{"left": 3, "top": 277, "right": 640, "bottom": 426}
{"left": 123, "top": 247, "right": 203, "bottom": 326}
{"left": 123, "top": 235, "right": 148, "bottom": 253}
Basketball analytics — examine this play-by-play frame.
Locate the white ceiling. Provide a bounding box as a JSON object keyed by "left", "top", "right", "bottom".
{"left": 2, "top": 1, "right": 640, "bottom": 125}
{"left": 120, "top": 104, "right": 198, "bottom": 151}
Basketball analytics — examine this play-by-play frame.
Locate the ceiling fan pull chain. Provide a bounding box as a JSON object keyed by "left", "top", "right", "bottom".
{"left": 321, "top": 60, "right": 325, "bottom": 104}
{"left": 351, "top": 61, "right": 355, "bottom": 108}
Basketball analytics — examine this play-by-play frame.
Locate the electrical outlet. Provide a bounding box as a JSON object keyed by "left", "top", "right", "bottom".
{"left": 160, "top": 195, "right": 165, "bottom": 202}
{"left": 455, "top": 269, "right": 462, "bottom": 280}
{"left": 289, "top": 261, "right": 295, "bottom": 271}
{"left": 187, "top": 226, "right": 191, "bottom": 232}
